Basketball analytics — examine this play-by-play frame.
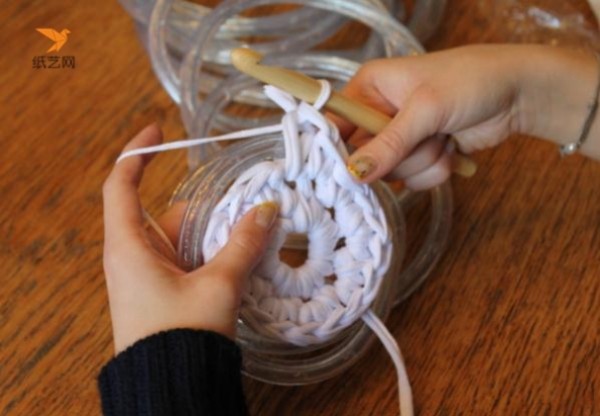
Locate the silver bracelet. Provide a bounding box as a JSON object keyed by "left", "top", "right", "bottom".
{"left": 560, "top": 51, "right": 600, "bottom": 156}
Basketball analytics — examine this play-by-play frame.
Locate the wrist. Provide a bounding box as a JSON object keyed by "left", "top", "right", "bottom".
{"left": 515, "top": 46, "right": 599, "bottom": 149}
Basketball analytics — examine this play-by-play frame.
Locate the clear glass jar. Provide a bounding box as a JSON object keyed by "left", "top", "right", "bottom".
{"left": 171, "top": 135, "right": 405, "bottom": 383}
{"left": 170, "top": 136, "right": 452, "bottom": 385}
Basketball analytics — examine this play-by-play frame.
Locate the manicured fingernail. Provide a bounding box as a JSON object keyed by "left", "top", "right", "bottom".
{"left": 255, "top": 202, "right": 278, "bottom": 228}
{"left": 347, "top": 156, "right": 377, "bottom": 180}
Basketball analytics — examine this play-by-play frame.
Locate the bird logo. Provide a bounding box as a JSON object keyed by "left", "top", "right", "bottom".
{"left": 36, "top": 28, "right": 71, "bottom": 53}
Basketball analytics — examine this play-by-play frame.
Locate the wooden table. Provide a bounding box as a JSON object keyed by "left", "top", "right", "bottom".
{"left": 1, "top": 1, "right": 598, "bottom": 414}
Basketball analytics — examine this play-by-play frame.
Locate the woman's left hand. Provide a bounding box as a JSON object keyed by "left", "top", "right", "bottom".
{"left": 102, "top": 124, "right": 278, "bottom": 354}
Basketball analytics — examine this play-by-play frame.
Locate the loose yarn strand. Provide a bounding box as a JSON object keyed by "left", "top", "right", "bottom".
{"left": 116, "top": 81, "right": 332, "bottom": 164}
{"left": 119, "top": 81, "right": 413, "bottom": 416}
{"left": 142, "top": 209, "right": 177, "bottom": 257}
{"left": 363, "top": 310, "right": 413, "bottom": 416}
{"left": 117, "top": 124, "right": 283, "bottom": 163}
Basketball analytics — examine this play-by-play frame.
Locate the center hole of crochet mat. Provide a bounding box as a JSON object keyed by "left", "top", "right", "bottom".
{"left": 279, "top": 234, "right": 309, "bottom": 268}
{"left": 254, "top": 201, "right": 354, "bottom": 303}
{"left": 278, "top": 235, "right": 343, "bottom": 288}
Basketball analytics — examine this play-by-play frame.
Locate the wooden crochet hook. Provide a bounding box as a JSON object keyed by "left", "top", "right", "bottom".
{"left": 230, "top": 47, "right": 477, "bottom": 178}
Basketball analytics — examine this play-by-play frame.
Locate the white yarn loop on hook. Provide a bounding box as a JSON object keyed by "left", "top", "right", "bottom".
{"left": 117, "top": 80, "right": 413, "bottom": 416}
{"left": 313, "top": 79, "right": 332, "bottom": 110}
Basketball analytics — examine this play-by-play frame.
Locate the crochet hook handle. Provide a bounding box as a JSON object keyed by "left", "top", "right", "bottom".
{"left": 231, "top": 47, "right": 477, "bottom": 178}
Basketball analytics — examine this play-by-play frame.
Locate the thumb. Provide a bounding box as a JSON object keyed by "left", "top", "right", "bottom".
{"left": 346, "top": 89, "right": 443, "bottom": 183}
{"left": 203, "top": 202, "right": 279, "bottom": 285}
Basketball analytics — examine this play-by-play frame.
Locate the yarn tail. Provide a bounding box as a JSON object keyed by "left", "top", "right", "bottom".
{"left": 363, "top": 309, "right": 414, "bottom": 416}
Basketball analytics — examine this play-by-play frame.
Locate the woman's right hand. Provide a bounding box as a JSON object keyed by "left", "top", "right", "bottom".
{"left": 340, "top": 44, "right": 598, "bottom": 189}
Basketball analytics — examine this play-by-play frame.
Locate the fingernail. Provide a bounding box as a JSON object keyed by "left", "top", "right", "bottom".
{"left": 255, "top": 202, "right": 278, "bottom": 228}
{"left": 347, "top": 155, "right": 377, "bottom": 180}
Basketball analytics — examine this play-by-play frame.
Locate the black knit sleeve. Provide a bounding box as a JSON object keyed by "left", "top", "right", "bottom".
{"left": 98, "top": 329, "right": 248, "bottom": 416}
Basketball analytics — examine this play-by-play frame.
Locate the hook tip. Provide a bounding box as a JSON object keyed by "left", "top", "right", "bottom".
{"left": 231, "top": 48, "right": 263, "bottom": 72}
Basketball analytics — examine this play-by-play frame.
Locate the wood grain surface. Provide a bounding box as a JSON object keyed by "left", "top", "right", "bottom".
{"left": 0, "top": 1, "right": 598, "bottom": 415}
